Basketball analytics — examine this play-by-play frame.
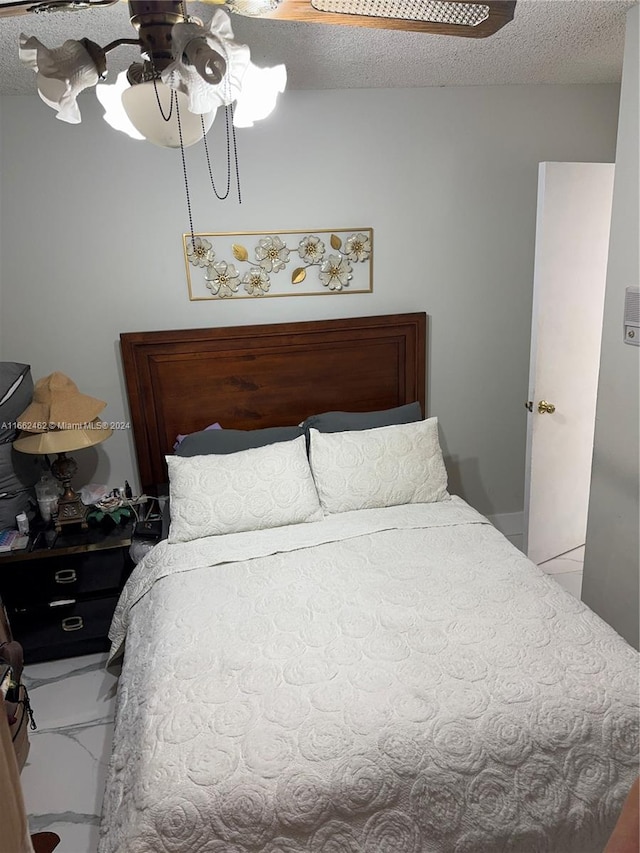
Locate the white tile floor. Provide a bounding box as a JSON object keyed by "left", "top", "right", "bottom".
{"left": 19, "top": 652, "right": 120, "bottom": 852}
{"left": 16, "top": 542, "right": 585, "bottom": 852}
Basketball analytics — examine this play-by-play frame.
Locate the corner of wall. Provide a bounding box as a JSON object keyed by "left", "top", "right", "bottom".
{"left": 582, "top": 3, "right": 640, "bottom": 649}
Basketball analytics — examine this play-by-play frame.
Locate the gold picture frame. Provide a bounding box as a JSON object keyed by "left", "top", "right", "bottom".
{"left": 183, "top": 228, "right": 373, "bottom": 300}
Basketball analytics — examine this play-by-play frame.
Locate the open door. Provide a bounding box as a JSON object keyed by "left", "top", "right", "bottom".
{"left": 524, "top": 162, "right": 614, "bottom": 567}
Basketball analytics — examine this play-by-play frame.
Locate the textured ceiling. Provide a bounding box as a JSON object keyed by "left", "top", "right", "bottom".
{"left": 0, "top": 0, "right": 635, "bottom": 95}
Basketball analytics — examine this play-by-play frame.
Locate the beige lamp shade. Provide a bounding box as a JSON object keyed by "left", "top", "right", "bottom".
{"left": 16, "top": 372, "right": 105, "bottom": 433}
{"left": 13, "top": 420, "right": 112, "bottom": 455}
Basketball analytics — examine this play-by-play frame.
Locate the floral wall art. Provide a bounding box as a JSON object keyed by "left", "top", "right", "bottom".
{"left": 183, "top": 228, "right": 373, "bottom": 300}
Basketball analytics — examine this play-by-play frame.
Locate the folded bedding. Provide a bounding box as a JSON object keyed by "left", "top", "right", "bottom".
{"left": 99, "top": 498, "right": 639, "bottom": 853}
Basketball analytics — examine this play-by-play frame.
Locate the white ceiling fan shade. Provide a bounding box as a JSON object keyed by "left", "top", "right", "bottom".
{"left": 162, "top": 8, "right": 287, "bottom": 125}
{"left": 19, "top": 34, "right": 100, "bottom": 123}
{"left": 35, "top": 73, "right": 69, "bottom": 111}
{"left": 121, "top": 80, "right": 215, "bottom": 148}
{"left": 162, "top": 11, "right": 252, "bottom": 115}
{"left": 232, "top": 61, "right": 287, "bottom": 128}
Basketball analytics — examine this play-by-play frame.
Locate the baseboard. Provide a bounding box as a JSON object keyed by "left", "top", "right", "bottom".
{"left": 486, "top": 511, "right": 524, "bottom": 538}
{"left": 487, "top": 511, "right": 525, "bottom": 553}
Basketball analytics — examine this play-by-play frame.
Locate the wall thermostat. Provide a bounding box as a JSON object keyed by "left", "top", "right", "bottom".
{"left": 624, "top": 286, "right": 639, "bottom": 346}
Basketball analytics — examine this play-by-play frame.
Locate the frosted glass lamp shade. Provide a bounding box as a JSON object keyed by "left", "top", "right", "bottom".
{"left": 121, "top": 81, "right": 215, "bottom": 148}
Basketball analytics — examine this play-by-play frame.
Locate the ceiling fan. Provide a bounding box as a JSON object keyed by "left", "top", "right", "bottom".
{"left": 5, "top": 0, "right": 518, "bottom": 221}
{"left": 6, "top": 0, "right": 517, "bottom": 152}
{"left": 0, "top": 0, "right": 516, "bottom": 38}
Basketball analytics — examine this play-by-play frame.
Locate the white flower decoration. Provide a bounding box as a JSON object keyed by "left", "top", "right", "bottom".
{"left": 298, "top": 235, "right": 326, "bottom": 265}
{"left": 205, "top": 260, "right": 240, "bottom": 297}
{"left": 344, "top": 232, "right": 371, "bottom": 263}
{"left": 242, "top": 267, "right": 271, "bottom": 296}
{"left": 186, "top": 237, "right": 215, "bottom": 268}
{"left": 255, "top": 236, "right": 290, "bottom": 273}
{"left": 319, "top": 255, "right": 352, "bottom": 291}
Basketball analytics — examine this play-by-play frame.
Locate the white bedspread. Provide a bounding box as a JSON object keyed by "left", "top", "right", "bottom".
{"left": 99, "top": 498, "right": 639, "bottom": 853}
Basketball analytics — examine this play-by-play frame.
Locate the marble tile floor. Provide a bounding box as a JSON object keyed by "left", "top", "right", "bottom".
{"left": 17, "top": 546, "right": 586, "bottom": 853}
{"left": 19, "top": 652, "right": 120, "bottom": 853}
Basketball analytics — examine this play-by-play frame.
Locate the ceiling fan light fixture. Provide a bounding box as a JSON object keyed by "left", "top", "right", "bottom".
{"left": 18, "top": 3, "right": 286, "bottom": 141}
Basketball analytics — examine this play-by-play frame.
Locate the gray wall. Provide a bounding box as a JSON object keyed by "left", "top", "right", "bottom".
{"left": 583, "top": 5, "right": 639, "bottom": 649}
{"left": 0, "top": 83, "right": 620, "bottom": 514}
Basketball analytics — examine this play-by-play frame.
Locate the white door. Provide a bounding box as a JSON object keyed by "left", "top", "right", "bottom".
{"left": 524, "top": 162, "right": 614, "bottom": 566}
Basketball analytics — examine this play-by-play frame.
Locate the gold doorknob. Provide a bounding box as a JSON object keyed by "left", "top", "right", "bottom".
{"left": 538, "top": 400, "right": 556, "bottom": 414}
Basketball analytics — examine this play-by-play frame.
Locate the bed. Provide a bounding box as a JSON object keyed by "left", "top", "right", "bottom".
{"left": 99, "top": 313, "right": 639, "bottom": 853}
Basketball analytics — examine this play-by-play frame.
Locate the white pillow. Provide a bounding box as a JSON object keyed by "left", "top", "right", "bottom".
{"left": 166, "top": 436, "right": 323, "bottom": 543}
{"left": 309, "top": 418, "right": 449, "bottom": 514}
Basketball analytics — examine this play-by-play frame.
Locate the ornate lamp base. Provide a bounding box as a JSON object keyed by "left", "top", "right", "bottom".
{"left": 53, "top": 496, "right": 88, "bottom": 532}
{"left": 51, "top": 452, "right": 88, "bottom": 532}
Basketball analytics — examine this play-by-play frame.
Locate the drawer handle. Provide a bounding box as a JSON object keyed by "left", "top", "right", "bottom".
{"left": 54, "top": 569, "right": 77, "bottom": 584}
{"left": 61, "top": 616, "right": 84, "bottom": 632}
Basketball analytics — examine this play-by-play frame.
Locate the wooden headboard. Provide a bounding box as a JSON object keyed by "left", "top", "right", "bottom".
{"left": 120, "top": 313, "right": 427, "bottom": 493}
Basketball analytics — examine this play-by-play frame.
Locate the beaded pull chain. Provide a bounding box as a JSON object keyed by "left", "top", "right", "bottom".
{"left": 175, "top": 93, "right": 242, "bottom": 250}
{"left": 152, "top": 76, "right": 175, "bottom": 122}
{"left": 159, "top": 3, "right": 243, "bottom": 249}
{"left": 201, "top": 104, "right": 242, "bottom": 204}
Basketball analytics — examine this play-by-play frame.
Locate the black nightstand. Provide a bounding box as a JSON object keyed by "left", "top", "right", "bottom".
{"left": 0, "top": 523, "right": 134, "bottom": 663}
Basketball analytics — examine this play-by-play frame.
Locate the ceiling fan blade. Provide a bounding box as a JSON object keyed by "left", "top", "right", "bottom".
{"left": 0, "top": 0, "right": 118, "bottom": 17}
{"left": 225, "top": 0, "right": 516, "bottom": 37}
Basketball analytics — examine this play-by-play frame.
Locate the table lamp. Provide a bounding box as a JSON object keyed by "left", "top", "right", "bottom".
{"left": 13, "top": 373, "right": 112, "bottom": 531}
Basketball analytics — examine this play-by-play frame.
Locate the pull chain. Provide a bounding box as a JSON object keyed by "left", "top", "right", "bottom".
{"left": 167, "top": 40, "right": 242, "bottom": 248}
{"left": 199, "top": 48, "right": 242, "bottom": 204}
{"left": 176, "top": 96, "right": 196, "bottom": 248}
{"left": 201, "top": 107, "right": 239, "bottom": 201}
{"left": 152, "top": 76, "right": 175, "bottom": 122}
{"left": 229, "top": 103, "right": 242, "bottom": 205}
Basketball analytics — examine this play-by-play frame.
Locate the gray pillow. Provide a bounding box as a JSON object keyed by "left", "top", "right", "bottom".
{"left": 302, "top": 401, "right": 422, "bottom": 435}
{"left": 175, "top": 425, "right": 304, "bottom": 457}
{"left": 0, "top": 443, "right": 39, "bottom": 529}
{"left": 0, "top": 363, "right": 33, "bottom": 444}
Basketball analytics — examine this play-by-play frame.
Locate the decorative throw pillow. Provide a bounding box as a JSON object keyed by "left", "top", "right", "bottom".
{"left": 167, "top": 435, "right": 322, "bottom": 542}
{"left": 308, "top": 417, "right": 449, "bottom": 514}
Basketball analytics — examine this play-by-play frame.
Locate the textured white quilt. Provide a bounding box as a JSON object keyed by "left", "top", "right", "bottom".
{"left": 99, "top": 498, "right": 639, "bottom": 853}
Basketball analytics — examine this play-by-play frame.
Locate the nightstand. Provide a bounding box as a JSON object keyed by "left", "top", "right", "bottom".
{"left": 0, "top": 523, "right": 134, "bottom": 663}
